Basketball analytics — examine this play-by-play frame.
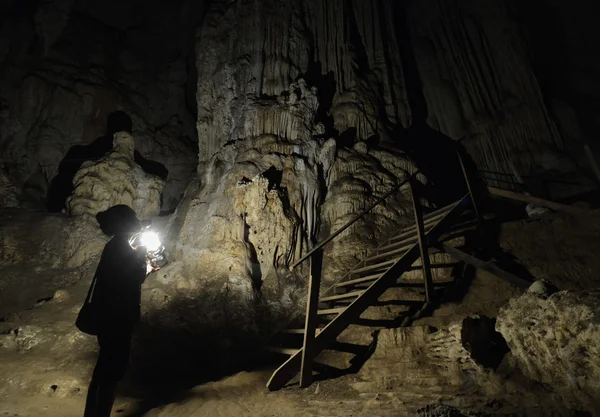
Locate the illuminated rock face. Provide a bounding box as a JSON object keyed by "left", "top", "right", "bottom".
{"left": 497, "top": 287, "right": 600, "bottom": 412}
{"left": 67, "top": 131, "right": 165, "bottom": 220}
{"left": 174, "top": 0, "right": 421, "bottom": 292}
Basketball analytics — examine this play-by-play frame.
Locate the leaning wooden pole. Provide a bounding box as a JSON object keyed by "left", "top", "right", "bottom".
{"left": 456, "top": 149, "right": 483, "bottom": 228}
{"left": 300, "top": 249, "right": 322, "bottom": 388}
{"left": 410, "top": 179, "right": 434, "bottom": 303}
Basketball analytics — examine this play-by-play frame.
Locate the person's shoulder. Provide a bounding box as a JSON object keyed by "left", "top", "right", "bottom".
{"left": 104, "top": 235, "right": 132, "bottom": 253}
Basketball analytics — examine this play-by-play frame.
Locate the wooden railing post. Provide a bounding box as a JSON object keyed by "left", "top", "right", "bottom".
{"left": 410, "top": 179, "right": 434, "bottom": 304}
{"left": 300, "top": 248, "right": 323, "bottom": 388}
{"left": 456, "top": 149, "right": 483, "bottom": 227}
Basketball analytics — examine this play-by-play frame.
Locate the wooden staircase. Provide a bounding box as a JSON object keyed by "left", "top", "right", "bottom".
{"left": 265, "top": 167, "right": 481, "bottom": 390}
{"left": 265, "top": 152, "right": 540, "bottom": 391}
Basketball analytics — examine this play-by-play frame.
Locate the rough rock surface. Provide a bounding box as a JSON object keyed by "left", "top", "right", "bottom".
{"left": 496, "top": 210, "right": 600, "bottom": 291}
{"left": 164, "top": 78, "right": 420, "bottom": 356}
{"left": 497, "top": 287, "right": 600, "bottom": 413}
{"left": 0, "top": 208, "right": 106, "bottom": 317}
{"left": 67, "top": 131, "right": 164, "bottom": 219}
{"left": 195, "top": 0, "right": 412, "bottom": 169}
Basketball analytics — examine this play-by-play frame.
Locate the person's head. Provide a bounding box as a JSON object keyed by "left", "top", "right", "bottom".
{"left": 96, "top": 205, "right": 140, "bottom": 236}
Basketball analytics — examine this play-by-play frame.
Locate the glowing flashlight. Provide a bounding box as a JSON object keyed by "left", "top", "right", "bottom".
{"left": 140, "top": 230, "right": 161, "bottom": 252}
{"left": 129, "top": 225, "right": 167, "bottom": 269}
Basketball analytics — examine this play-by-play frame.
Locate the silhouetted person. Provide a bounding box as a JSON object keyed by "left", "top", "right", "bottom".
{"left": 82, "top": 205, "right": 151, "bottom": 417}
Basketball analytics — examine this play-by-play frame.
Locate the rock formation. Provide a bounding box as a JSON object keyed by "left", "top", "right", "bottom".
{"left": 0, "top": 0, "right": 203, "bottom": 212}
{"left": 497, "top": 285, "right": 600, "bottom": 413}
{"left": 66, "top": 131, "right": 164, "bottom": 220}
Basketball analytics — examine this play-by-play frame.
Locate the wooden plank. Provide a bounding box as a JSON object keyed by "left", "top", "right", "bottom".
{"left": 317, "top": 307, "right": 346, "bottom": 316}
{"left": 320, "top": 290, "right": 364, "bottom": 302}
{"left": 457, "top": 149, "right": 483, "bottom": 228}
{"left": 282, "top": 328, "right": 323, "bottom": 335}
{"left": 487, "top": 187, "right": 592, "bottom": 215}
{"left": 366, "top": 244, "right": 413, "bottom": 263}
{"left": 435, "top": 243, "right": 531, "bottom": 289}
{"left": 391, "top": 205, "right": 455, "bottom": 238}
{"left": 351, "top": 259, "right": 398, "bottom": 275}
{"left": 267, "top": 347, "right": 299, "bottom": 355}
{"left": 334, "top": 273, "right": 383, "bottom": 288}
{"left": 410, "top": 179, "right": 434, "bottom": 303}
{"left": 300, "top": 250, "right": 322, "bottom": 388}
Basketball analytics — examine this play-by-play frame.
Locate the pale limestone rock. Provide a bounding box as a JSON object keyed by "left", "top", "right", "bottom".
{"left": 497, "top": 289, "right": 600, "bottom": 411}
{"left": 51, "top": 289, "right": 69, "bottom": 303}
{"left": 321, "top": 146, "right": 421, "bottom": 284}
{"left": 67, "top": 131, "right": 164, "bottom": 220}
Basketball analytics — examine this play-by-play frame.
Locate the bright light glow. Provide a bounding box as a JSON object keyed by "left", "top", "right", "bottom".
{"left": 140, "top": 231, "right": 162, "bottom": 252}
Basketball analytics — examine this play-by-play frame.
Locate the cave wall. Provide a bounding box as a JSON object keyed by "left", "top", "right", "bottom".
{"left": 407, "top": 0, "right": 567, "bottom": 179}
{"left": 0, "top": 0, "right": 203, "bottom": 211}
{"left": 195, "top": 0, "right": 413, "bottom": 170}
{"left": 511, "top": 0, "right": 600, "bottom": 181}
{"left": 167, "top": 0, "right": 600, "bottom": 333}
{"left": 161, "top": 0, "right": 423, "bottom": 339}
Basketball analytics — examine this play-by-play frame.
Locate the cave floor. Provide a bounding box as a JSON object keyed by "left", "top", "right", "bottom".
{"left": 0, "top": 370, "right": 434, "bottom": 417}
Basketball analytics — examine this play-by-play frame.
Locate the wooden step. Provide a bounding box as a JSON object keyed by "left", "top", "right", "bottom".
{"left": 391, "top": 215, "right": 443, "bottom": 241}
{"left": 334, "top": 273, "right": 384, "bottom": 288}
{"left": 351, "top": 259, "right": 398, "bottom": 276}
{"left": 281, "top": 328, "right": 323, "bottom": 335}
{"left": 391, "top": 204, "right": 457, "bottom": 240}
{"left": 317, "top": 307, "right": 346, "bottom": 316}
{"left": 365, "top": 243, "right": 414, "bottom": 263}
{"left": 320, "top": 290, "right": 364, "bottom": 302}
{"left": 376, "top": 236, "right": 418, "bottom": 253}
{"left": 267, "top": 347, "right": 299, "bottom": 355}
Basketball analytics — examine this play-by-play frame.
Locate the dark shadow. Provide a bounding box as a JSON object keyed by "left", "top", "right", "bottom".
{"left": 314, "top": 334, "right": 379, "bottom": 381}
{"left": 395, "top": 2, "right": 535, "bottom": 289}
{"left": 120, "top": 294, "right": 272, "bottom": 409}
{"left": 390, "top": 2, "right": 486, "bottom": 209}
{"left": 262, "top": 166, "right": 283, "bottom": 191}
{"left": 47, "top": 111, "right": 168, "bottom": 212}
{"left": 338, "top": 127, "right": 358, "bottom": 149}
{"left": 302, "top": 62, "right": 337, "bottom": 135}
{"left": 461, "top": 316, "right": 509, "bottom": 370}
{"left": 242, "top": 214, "right": 263, "bottom": 291}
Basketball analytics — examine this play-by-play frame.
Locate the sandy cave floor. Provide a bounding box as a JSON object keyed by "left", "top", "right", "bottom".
{"left": 0, "top": 370, "right": 423, "bottom": 417}
{"left": 3, "top": 207, "right": 600, "bottom": 417}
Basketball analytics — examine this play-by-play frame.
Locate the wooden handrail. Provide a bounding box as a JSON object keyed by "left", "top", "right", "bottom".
{"left": 290, "top": 171, "right": 420, "bottom": 271}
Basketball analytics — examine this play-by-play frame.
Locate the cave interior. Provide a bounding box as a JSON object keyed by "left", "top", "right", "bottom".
{"left": 1, "top": 0, "right": 600, "bottom": 416}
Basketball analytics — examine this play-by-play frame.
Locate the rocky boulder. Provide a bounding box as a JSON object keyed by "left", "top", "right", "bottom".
{"left": 497, "top": 284, "right": 600, "bottom": 413}
{"left": 67, "top": 131, "right": 164, "bottom": 220}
